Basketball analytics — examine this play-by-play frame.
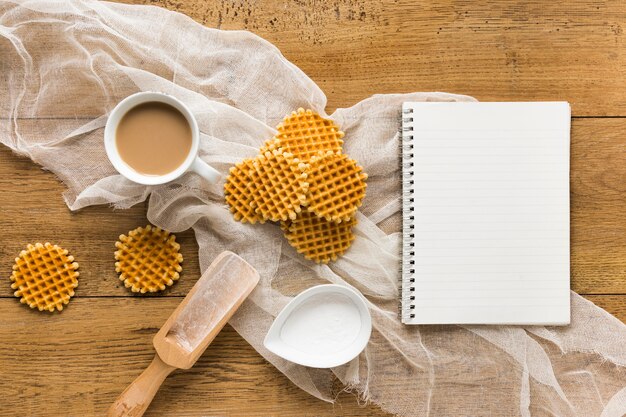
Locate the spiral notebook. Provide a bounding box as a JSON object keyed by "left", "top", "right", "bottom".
{"left": 401, "top": 102, "right": 571, "bottom": 325}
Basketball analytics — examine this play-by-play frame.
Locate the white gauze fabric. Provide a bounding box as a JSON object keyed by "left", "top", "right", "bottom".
{"left": 1, "top": 1, "right": 625, "bottom": 416}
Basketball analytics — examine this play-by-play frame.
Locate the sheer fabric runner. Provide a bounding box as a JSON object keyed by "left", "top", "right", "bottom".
{"left": 1, "top": 1, "right": 625, "bottom": 416}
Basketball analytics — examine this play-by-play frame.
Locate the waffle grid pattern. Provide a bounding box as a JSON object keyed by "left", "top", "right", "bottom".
{"left": 224, "top": 109, "right": 366, "bottom": 264}
{"left": 259, "top": 138, "right": 280, "bottom": 154}
{"left": 306, "top": 151, "right": 368, "bottom": 223}
{"left": 224, "top": 157, "right": 262, "bottom": 224}
{"left": 275, "top": 108, "right": 344, "bottom": 161}
{"left": 248, "top": 149, "right": 309, "bottom": 222}
{"left": 10, "top": 242, "right": 79, "bottom": 312}
{"left": 284, "top": 212, "right": 357, "bottom": 263}
{"left": 114, "top": 225, "right": 183, "bottom": 293}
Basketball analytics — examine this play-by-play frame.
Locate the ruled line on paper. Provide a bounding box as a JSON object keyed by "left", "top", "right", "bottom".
{"left": 402, "top": 101, "right": 571, "bottom": 325}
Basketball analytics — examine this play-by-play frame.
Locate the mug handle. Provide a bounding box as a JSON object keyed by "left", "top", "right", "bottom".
{"left": 191, "top": 157, "right": 221, "bottom": 184}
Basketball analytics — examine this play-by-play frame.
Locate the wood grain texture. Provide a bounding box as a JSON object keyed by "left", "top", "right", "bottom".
{"left": 1, "top": 0, "right": 625, "bottom": 416}
{"left": 120, "top": 0, "right": 626, "bottom": 115}
{"left": 570, "top": 119, "right": 626, "bottom": 294}
{"left": 0, "top": 296, "right": 622, "bottom": 417}
{"left": 0, "top": 298, "right": 388, "bottom": 417}
{"left": 587, "top": 295, "right": 626, "bottom": 321}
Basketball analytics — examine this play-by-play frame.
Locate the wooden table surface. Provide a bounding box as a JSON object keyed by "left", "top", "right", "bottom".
{"left": 1, "top": 1, "right": 625, "bottom": 416}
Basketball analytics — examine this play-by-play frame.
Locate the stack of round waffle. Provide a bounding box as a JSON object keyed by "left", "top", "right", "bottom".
{"left": 224, "top": 108, "right": 367, "bottom": 263}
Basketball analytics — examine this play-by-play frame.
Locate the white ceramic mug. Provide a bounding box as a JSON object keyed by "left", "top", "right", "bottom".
{"left": 104, "top": 91, "right": 220, "bottom": 185}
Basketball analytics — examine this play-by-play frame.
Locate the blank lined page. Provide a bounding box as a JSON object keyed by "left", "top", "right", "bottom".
{"left": 402, "top": 102, "right": 571, "bottom": 325}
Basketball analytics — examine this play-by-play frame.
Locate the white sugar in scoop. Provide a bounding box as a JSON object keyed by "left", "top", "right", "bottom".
{"left": 108, "top": 251, "right": 259, "bottom": 417}
{"left": 166, "top": 254, "right": 256, "bottom": 352}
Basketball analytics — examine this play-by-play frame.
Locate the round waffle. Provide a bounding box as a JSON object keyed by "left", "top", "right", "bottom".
{"left": 224, "top": 157, "right": 263, "bottom": 224}
{"left": 10, "top": 243, "right": 79, "bottom": 312}
{"left": 114, "top": 225, "right": 183, "bottom": 293}
{"left": 248, "top": 149, "right": 309, "bottom": 222}
{"left": 305, "top": 151, "right": 368, "bottom": 223}
{"left": 274, "top": 108, "right": 344, "bottom": 161}
{"left": 284, "top": 211, "right": 357, "bottom": 264}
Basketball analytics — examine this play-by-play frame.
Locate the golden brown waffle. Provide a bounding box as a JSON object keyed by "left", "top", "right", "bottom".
{"left": 305, "top": 151, "right": 367, "bottom": 223}
{"left": 224, "top": 108, "right": 366, "bottom": 264}
{"left": 274, "top": 108, "right": 344, "bottom": 161}
{"left": 259, "top": 137, "right": 280, "bottom": 154}
{"left": 114, "top": 225, "right": 183, "bottom": 293}
{"left": 284, "top": 211, "right": 357, "bottom": 263}
{"left": 224, "top": 157, "right": 263, "bottom": 224}
{"left": 279, "top": 220, "right": 291, "bottom": 233}
{"left": 10, "top": 243, "right": 79, "bottom": 312}
{"left": 248, "top": 149, "right": 309, "bottom": 222}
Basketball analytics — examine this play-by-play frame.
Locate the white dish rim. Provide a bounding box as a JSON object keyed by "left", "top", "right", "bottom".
{"left": 263, "top": 284, "right": 372, "bottom": 369}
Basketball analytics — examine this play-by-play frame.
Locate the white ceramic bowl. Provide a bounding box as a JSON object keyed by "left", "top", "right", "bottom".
{"left": 263, "top": 284, "right": 372, "bottom": 368}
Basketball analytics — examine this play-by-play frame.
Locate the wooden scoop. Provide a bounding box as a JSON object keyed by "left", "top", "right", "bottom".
{"left": 108, "top": 251, "right": 259, "bottom": 417}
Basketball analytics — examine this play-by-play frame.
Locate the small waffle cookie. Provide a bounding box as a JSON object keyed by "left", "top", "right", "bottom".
{"left": 249, "top": 149, "right": 309, "bottom": 222}
{"left": 305, "top": 151, "right": 367, "bottom": 223}
{"left": 224, "top": 157, "right": 263, "bottom": 224}
{"left": 10, "top": 243, "right": 79, "bottom": 312}
{"left": 274, "top": 108, "right": 344, "bottom": 161}
{"left": 284, "top": 211, "right": 357, "bottom": 264}
{"left": 114, "top": 225, "right": 183, "bottom": 293}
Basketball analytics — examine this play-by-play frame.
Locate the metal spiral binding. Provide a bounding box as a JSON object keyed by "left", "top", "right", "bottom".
{"left": 401, "top": 107, "right": 416, "bottom": 321}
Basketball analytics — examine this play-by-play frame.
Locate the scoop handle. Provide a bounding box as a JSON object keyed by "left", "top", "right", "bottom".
{"left": 107, "top": 354, "right": 175, "bottom": 417}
